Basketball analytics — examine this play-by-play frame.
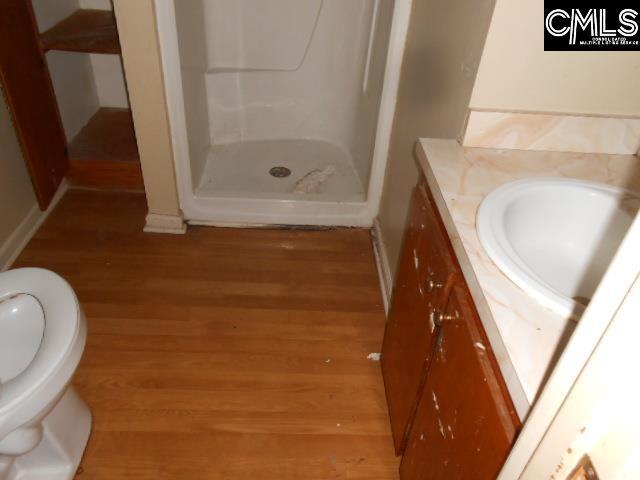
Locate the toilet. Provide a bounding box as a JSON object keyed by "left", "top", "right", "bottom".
{"left": 0, "top": 268, "right": 91, "bottom": 480}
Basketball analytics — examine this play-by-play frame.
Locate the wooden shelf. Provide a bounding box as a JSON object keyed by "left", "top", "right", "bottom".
{"left": 68, "top": 108, "right": 143, "bottom": 189}
{"left": 41, "top": 10, "right": 121, "bottom": 54}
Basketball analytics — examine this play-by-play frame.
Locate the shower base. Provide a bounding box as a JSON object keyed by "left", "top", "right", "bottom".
{"left": 195, "top": 139, "right": 366, "bottom": 202}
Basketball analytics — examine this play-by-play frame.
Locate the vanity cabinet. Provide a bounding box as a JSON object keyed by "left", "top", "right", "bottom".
{"left": 381, "top": 180, "right": 459, "bottom": 453}
{"left": 400, "top": 285, "right": 518, "bottom": 479}
{"left": 381, "top": 174, "right": 520, "bottom": 478}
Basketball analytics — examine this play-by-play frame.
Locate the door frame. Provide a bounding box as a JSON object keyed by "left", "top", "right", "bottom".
{"left": 499, "top": 213, "right": 640, "bottom": 478}
{"left": 0, "top": 0, "right": 69, "bottom": 209}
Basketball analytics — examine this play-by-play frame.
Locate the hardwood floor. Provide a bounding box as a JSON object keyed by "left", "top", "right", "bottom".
{"left": 13, "top": 189, "right": 399, "bottom": 479}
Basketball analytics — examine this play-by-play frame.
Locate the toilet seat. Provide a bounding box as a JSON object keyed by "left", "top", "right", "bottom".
{"left": 0, "top": 268, "right": 86, "bottom": 440}
{"left": 0, "top": 294, "right": 45, "bottom": 384}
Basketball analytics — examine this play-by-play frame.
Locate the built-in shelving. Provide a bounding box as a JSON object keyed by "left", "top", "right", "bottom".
{"left": 67, "top": 108, "right": 143, "bottom": 189}
{"left": 38, "top": 7, "right": 142, "bottom": 189}
{"left": 40, "top": 10, "right": 121, "bottom": 54}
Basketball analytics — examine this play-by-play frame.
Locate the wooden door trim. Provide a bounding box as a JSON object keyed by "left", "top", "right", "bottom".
{"left": 0, "top": 0, "right": 69, "bottom": 209}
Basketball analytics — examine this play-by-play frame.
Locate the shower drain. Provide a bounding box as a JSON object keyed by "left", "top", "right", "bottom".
{"left": 269, "top": 166, "right": 291, "bottom": 178}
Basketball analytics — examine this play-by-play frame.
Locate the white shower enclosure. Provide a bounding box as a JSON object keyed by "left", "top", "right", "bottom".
{"left": 156, "top": 0, "right": 407, "bottom": 226}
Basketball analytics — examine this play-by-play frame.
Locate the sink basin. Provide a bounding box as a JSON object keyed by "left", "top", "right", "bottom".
{"left": 477, "top": 178, "right": 640, "bottom": 318}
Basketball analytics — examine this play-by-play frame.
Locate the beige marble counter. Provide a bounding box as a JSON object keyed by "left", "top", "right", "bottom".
{"left": 417, "top": 139, "right": 640, "bottom": 419}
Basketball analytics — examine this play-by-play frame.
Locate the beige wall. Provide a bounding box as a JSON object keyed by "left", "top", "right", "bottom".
{"left": 0, "top": 90, "right": 38, "bottom": 262}
{"left": 113, "top": 0, "right": 181, "bottom": 217}
{"left": 471, "top": 0, "right": 640, "bottom": 117}
{"left": 378, "top": 0, "right": 496, "bottom": 280}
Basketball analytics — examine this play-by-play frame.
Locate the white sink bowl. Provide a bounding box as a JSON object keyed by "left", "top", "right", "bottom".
{"left": 477, "top": 178, "right": 640, "bottom": 318}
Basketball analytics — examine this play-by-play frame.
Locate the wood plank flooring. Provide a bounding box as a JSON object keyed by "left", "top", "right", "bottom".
{"left": 13, "top": 189, "right": 399, "bottom": 479}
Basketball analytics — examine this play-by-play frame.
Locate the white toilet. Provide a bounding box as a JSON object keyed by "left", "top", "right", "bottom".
{"left": 0, "top": 268, "right": 91, "bottom": 480}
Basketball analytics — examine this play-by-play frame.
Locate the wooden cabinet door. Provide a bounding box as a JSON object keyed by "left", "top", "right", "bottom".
{"left": 381, "top": 184, "right": 457, "bottom": 454}
{"left": 400, "top": 286, "right": 519, "bottom": 480}
{"left": 0, "top": 0, "right": 69, "bottom": 209}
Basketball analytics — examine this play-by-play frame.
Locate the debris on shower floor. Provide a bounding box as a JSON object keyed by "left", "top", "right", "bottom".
{"left": 292, "top": 165, "right": 336, "bottom": 194}
{"left": 367, "top": 353, "right": 382, "bottom": 362}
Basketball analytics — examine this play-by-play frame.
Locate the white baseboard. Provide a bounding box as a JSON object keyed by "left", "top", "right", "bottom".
{"left": 372, "top": 218, "right": 394, "bottom": 314}
{"left": 0, "top": 180, "right": 69, "bottom": 271}
{"left": 144, "top": 213, "right": 187, "bottom": 234}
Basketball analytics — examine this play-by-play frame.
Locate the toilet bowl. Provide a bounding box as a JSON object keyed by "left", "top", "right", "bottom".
{"left": 0, "top": 268, "right": 91, "bottom": 480}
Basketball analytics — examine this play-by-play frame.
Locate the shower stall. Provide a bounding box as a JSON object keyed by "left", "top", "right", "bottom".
{"left": 156, "top": 0, "right": 406, "bottom": 226}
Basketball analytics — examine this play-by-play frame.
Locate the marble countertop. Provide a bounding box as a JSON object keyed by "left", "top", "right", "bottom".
{"left": 417, "top": 139, "right": 640, "bottom": 419}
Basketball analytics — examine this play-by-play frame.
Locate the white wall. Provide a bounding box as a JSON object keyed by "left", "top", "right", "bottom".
{"left": 79, "top": 0, "right": 112, "bottom": 9}
{"left": 0, "top": 91, "right": 39, "bottom": 268}
{"left": 31, "top": 0, "right": 77, "bottom": 30}
{"left": 78, "top": 0, "right": 129, "bottom": 109}
{"left": 179, "top": 69, "right": 211, "bottom": 187}
{"left": 32, "top": 0, "right": 129, "bottom": 142}
{"left": 174, "top": 0, "right": 392, "bottom": 190}
{"left": 31, "top": 0, "right": 96, "bottom": 141}
{"left": 47, "top": 52, "right": 101, "bottom": 141}
{"left": 470, "top": 0, "right": 640, "bottom": 116}
{"left": 349, "top": 0, "right": 396, "bottom": 190}
{"left": 191, "top": 0, "right": 323, "bottom": 72}
{"left": 172, "top": 1, "right": 209, "bottom": 188}
{"left": 89, "top": 55, "right": 129, "bottom": 108}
